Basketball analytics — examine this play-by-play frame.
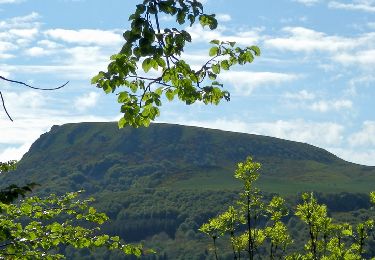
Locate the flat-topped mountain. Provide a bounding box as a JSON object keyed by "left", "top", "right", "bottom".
{"left": 6, "top": 122, "right": 374, "bottom": 195}
{"left": 2, "top": 122, "right": 375, "bottom": 258}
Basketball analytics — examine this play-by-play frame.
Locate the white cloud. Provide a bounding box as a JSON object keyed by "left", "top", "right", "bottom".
{"left": 284, "top": 90, "right": 315, "bottom": 100}
{"left": 294, "top": 0, "right": 320, "bottom": 6}
{"left": 0, "top": 41, "right": 17, "bottom": 52}
{"left": 330, "top": 147, "right": 375, "bottom": 166}
{"left": 250, "top": 120, "right": 344, "bottom": 146}
{"left": 2, "top": 64, "right": 106, "bottom": 80}
{"left": 176, "top": 118, "right": 250, "bottom": 133}
{"left": 0, "top": 12, "right": 40, "bottom": 29}
{"left": 334, "top": 49, "right": 375, "bottom": 66}
{"left": 349, "top": 121, "right": 375, "bottom": 147}
{"left": 216, "top": 14, "right": 231, "bottom": 22}
{"left": 0, "top": 143, "right": 31, "bottom": 162}
{"left": 63, "top": 46, "right": 107, "bottom": 65}
{"left": 219, "top": 71, "right": 299, "bottom": 95}
{"left": 4, "top": 44, "right": 113, "bottom": 79}
{"left": 310, "top": 99, "right": 353, "bottom": 112}
{"left": 9, "top": 28, "right": 38, "bottom": 39}
{"left": 328, "top": 0, "right": 375, "bottom": 12}
{"left": 0, "top": 69, "right": 11, "bottom": 78}
{"left": 24, "top": 47, "right": 52, "bottom": 57}
{"left": 0, "top": 13, "right": 40, "bottom": 58}
{"left": 0, "top": 115, "right": 114, "bottom": 160}
{"left": 187, "top": 24, "right": 261, "bottom": 45}
{"left": 0, "top": 0, "right": 23, "bottom": 4}
{"left": 176, "top": 118, "right": 344, "bottom": 147}
{"left": 265, "top": 27, "right": 361, "bottom": 53}
{"left": 37, "top": 40, "right": 60, "bottom": 49}
{"left": 346, "top": 75, "right": 375, "bottom": 94}
{"left": 2, "top": 90, "right": 46, "bottom": 111}
{"left": 44, "top": 29, "right": 123, "bottom": 46}
{"left": 74, "top": 92, "right": 100, "bottom": 111}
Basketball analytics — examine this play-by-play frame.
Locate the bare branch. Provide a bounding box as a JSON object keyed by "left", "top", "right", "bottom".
{"left": 0, "top": 75, "right": 69, "bottom": 121}
{"left": 0, "top": 76, "right": 69, "bottom": 91}
{"left": 0, "top": 91, "right": 13, "bottom": 121}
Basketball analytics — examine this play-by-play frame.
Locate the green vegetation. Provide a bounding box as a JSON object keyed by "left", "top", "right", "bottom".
{"left": 0, "top": 161, "right": 142, "bottom": 259}
{"left": 3, "top": 0, "right": 372, "bottom": 258}
{"left": 200, "top": 157, "right": 375, "bottom": 259}
{"left": 1, "top": 122, "right": 375, "bottom": 258}
{"left": 0, "top": 191, "right": 142, "bottom": 259}
{"left": 92, "top": 0, "right": 260, "bottom": 128}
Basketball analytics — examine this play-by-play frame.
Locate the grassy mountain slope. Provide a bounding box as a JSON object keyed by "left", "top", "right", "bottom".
{"left": 7, "top": 122, "right": 375, "bottom": 195}
{"left": 2, "top": 122, "right": 375, "bottom": 258}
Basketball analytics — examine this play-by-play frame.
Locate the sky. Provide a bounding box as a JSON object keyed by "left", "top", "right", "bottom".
{"left": 0, "top": 0, "right": 374, "bottom": 166}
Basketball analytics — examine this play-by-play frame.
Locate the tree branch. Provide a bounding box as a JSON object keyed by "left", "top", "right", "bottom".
{"left": 0, "top": 91, "right": 13, "bottom": 121}
{"left": 0, "top": 75, "right": 69, "bottom": 121}
{"left": 0, "top": 76, "right": 69, "bottom": 91}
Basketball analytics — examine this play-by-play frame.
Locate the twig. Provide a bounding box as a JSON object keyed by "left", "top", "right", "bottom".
{"left": 0, "top": 76, "right": 68, "bottom": 121}
{"left": 0, "top": 76, "right": 69, "bottom": 90}
{"left": 0, "top": 91, "right": 13, "bottom": 121}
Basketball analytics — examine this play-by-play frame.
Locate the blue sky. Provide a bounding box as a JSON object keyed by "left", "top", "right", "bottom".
{"left": 0, "top": 0, "right": 375, "bottom": 165}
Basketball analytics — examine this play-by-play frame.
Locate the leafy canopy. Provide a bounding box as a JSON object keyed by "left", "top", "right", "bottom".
{"left": 0, "top": 191, "right": 142, "bottom": 259}
{"left": 92, "top": 0, "right": 260, "bottom": 128}
{"left": 0, "top": 161, "right": 38, "bottom": 204}
{"left": 200, "top": 157, "right": 375, "bottom": 259}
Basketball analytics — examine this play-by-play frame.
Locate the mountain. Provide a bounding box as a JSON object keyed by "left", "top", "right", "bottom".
{"left": 2, "top": 122, "right": 375, "bottom": 258}
{"left": 6, "top": 122, "right": 375, "bottom": 195}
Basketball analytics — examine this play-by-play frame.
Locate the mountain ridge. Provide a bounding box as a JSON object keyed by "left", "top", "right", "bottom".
{"left": 2, "top": 122, "right": 375, "bottom": 258}
{"left": 3, "top": 121, "right": 373, "bottom": 196}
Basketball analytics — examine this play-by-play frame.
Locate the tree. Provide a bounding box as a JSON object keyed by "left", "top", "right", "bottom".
{"left": 0, "top": 162, "right": 143, "bottom": 259}
{"left": 1, "top": 0, "right": 260, "bottom": 257}
{"left": 0, "top": 161, "right": 37, "bottom": 204}
{"left": 199, "top": 157, "right": 375, "bottom": 259}
{"left": 0, "top": 191, "right": 142, "bottom": 259}
{"left": 92, "top": 0, "right": 260, "bottom": 128}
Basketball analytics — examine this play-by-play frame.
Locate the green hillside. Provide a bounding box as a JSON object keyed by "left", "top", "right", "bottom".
{"left": 2, "top": 122, "right": 375, "bottom": 259}
{"left": 7, "top": 122, "right": 375, "bottom": 194}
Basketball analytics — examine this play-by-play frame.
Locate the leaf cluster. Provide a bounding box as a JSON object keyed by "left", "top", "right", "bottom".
{"left": 91, "top": 0, "right": 260, "bottom": 128}
{"left": 0, "top": 191, "right": 142, "bottom": 259}
{"left": 200, "top": 156, "right": 375, "bottom": 259}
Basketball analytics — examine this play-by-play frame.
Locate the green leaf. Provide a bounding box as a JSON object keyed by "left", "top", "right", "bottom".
{"left": 156, "top": 57, "right": 166, "bottom": 68}
{"left": 91, "top": 71, "right": 105, "bottom": 84}
{"left": 212, "top": 64, "right": 220, "bottom": 74}
{"left": 208, "top": 72, "right": 217, "bottom": 80}
{"left": 155, "top": 87, "right": 163, "bottom": 95}
{"left": 210, "top": 39, "right": 220, "bottom": 45}
{"left": 165, "top": 89, "right": 174, "bottom": 101}
{"left": 177, "top": 10, "right": 186, "bottom": 24}
{"left": 118, "top": 117, "right": 126, "bottom": 128}
{"left": 250, "top": 45, "right": 261, "bottom": 56}
{"left": 142, "top": 58, "right": 152, "bottom": 73}
{"left": 199, "top": 14, "right": 218, "bottom": 30}
{"left": 220, "top": 60, "right": 230, "bottom": 70}
{"left": 209, "top": 46, "right": 219, "bottom": 57}
{"left": 188, "top": 14, "right": 195, "bottom": 26}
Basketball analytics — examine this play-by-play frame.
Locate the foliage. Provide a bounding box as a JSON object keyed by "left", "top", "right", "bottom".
{"left": 0, "top": 161, "right": 38, "bottom": 204}
{"left": 92, "top": 0, "right": 260, "bottom": 128}
{"left": 0, "top": 161, "right": 17, "bottom": 174}
{"left": 2, "top": 123, "right": 375, "bottom": 258}
{"left": 199, "top": 157, "right": 375, "bottom": 259}
{"left": 0, "top": 190, "right": 142, "bottom": 259}
{"left": 0, "top": 161, "right": 143, "bottom": 258}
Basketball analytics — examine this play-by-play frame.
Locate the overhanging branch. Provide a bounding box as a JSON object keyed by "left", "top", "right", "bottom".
{"left": 0, "top": 76, "right": 68, "bottom": 90}
{"left": 0, "top": 91, "right": 12, "bottom": 121}
{"left": 0, "top": 75, "right": 69, "bottom": 121}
